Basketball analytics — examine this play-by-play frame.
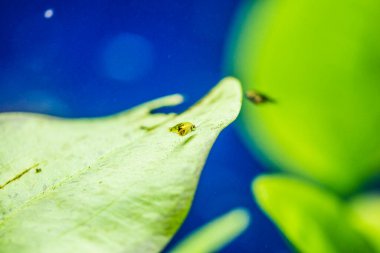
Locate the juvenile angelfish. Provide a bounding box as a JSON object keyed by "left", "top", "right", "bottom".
{"left": 246, "top": 90, "right": 275, "bottom": 104}
{"left": 169, "top": 122, "right": 196, "bottom": 136}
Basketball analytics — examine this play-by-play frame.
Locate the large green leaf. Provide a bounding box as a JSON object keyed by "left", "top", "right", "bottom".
{"left": 348, "top": 194, "right": 380, "bottom": 251}
{"left": 0, "top": 77, "right": 242, "bottom": 253}
{"left": 232, "top": 0, "right": 380, "bottom": 194}
{"left": 252, "top": 175, "right": 374, "bottom": 253}
{"left": 170, "top": 208, "right": 250, "bottom": 253}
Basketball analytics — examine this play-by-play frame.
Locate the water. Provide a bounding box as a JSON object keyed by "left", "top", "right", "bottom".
{"left": 0, "top": 1, "right": 289, "bottom": 252}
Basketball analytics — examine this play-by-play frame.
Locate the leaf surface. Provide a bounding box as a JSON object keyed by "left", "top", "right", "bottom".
{"left": 0, "top": 77, "right": 242, "bottom": 253}
{"left": 252, "top": 175, "right": 374, "bottom": 253}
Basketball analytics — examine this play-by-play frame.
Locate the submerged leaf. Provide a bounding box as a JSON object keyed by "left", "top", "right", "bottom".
{"left": 0, "top": 77, "right": 242, "bottom": 253}
{"left": 170, "top": 208, "right": 250, "bottom": 253}
{"left": 252, "top": 175, "right": 374, "bottom": 253}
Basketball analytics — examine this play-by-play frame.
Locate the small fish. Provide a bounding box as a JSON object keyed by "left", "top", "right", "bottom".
{"left": 169, "top": 122, "right": 196, "bottom": 136}
{"left": 246, "top": 90, "right": 275, "bottom": 105}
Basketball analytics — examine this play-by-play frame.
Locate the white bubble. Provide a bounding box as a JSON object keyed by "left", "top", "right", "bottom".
{"left": 44, "top": 9, "right": 54, "bottom": 19}
{"left": 102, "top": 33, "right": 154, "bottom": 82}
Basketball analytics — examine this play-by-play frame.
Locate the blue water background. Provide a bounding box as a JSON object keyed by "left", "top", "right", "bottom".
{"left": 0, "top": 1, "right": 289, "bottom": 252}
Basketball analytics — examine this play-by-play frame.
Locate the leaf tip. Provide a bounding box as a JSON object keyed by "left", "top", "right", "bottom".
{"left": 228, "top": 208, "right": 251, "bottom": 230}
{"left": 251, "top": 174, "right": 272, "bottom": 206}
{"left": 219, "top": 76, "right": 242, "bottom": 97}
{"left": 151, "top": 94, "right": 185, "bottom": 109}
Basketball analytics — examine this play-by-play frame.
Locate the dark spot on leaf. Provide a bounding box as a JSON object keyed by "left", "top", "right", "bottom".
{"left": 182, "top": 134, "right": 196, "bottom": 145}
{"left": 0, "top": 163, "right": 39, "bottom": 189}
{"left": 140, "top": 125, "right": 158, "bottom": 132}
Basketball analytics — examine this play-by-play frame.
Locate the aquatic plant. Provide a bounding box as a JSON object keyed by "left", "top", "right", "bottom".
{"left": 230, "top": 0, "right": 380, "bottom": 252}
{"left": 0, "top": 78, "right": 242, "bottom": 253}
{"left": 170, "top": 208, "right": 250, "bottom": 253}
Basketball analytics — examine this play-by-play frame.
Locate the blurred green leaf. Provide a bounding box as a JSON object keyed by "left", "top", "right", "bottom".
{"left": 170, "top": 208, "right": 250, "bottom": 253}
{"left": 0, "top": 77, "right": 242, "bottom": 253}
{"left": 233, "top": 0, "right": 380, "bottom": 194}
{"left": 348, "top": 194, "right": 380, "bottom": 251}
{"left": 252, "top": 175, "right": 374, "bottom": 253}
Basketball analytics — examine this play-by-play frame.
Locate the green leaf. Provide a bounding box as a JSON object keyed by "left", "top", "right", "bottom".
{"left": 252, "top": 175, "right": 374, "bottom": 253}
{"left": 0, "top": 77, "right": 242, "bottom": 253}
{"left": 170, "top": 208, "right": 250, "bottom": 253}
{"left": 348, "top": 194, "right": 380, "bottom": 251}
{"left": 232, "top": 0, "right": 380, "bottom": 194}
